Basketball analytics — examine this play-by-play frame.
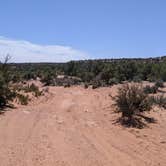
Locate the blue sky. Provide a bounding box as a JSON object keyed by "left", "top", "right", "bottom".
{"left": 0, "top": 0, "right": 166, "bottom": 62}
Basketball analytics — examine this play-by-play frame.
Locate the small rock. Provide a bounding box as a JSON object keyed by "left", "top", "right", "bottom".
{"left": 84, "top": 109, "right": 89, "bottom": 113}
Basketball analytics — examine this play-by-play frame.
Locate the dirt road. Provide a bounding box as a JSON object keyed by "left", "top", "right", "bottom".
{"left": 0, "top": 86, "right": 166, "bottom": 166}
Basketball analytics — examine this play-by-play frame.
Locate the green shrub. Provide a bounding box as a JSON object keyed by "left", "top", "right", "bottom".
{"left": 41, "top": 73, "right": 55, "bottom": 86}
{"left": 155, "top": 80, "right": 164, "bottom": 88}
{"left": 0, "top": 55, "right": 16, "bottom": 108}
{"left": 108, "top": 77, "right": 119, "bottom": 85}
{"left": 143, "top": 85, "right": 158, "bottom": 94}
{"left": 133, "top": 76, "right": 142, "bottom": 82}
{"left": 114, "top": 84, "right": 152, "bottom": 128}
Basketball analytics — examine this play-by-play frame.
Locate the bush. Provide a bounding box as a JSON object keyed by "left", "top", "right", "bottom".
{"left": 133, "top": 76, "right": 142, "bottom": 82}
{"left": 16, "top": 94, "right": 29, "bottom": 105}
{"left": 108, "top": 77, "right": 119, "bottom": 85}
{"left": 143, "top": 85, "right": 158, "bottom": 94}
{"left": 41, "top": 73, "right": 55, "bottom": 86}
{"left": 64, "top": 83, "right": 71, "bottom": 88}
{"left": 0, "top": 55, "right": 16, "bottom": 108}
{"left": 114, "top": 84, "right": 152, "bottom": 128}
{"left": 155, "top": 80, "right": 164, "bottom": 88}
{"left": 149, "top": 95, "right": 166, "bottom": 109}
{"left": 92, "top": 80, "right": 101, "bottom": 89}
{"left": 23, "top": 83, "right": 42, "bottom": 97}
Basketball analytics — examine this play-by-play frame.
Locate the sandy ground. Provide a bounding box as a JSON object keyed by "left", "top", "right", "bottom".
{"left": 0, "top": 85, "right": 166, "bottom": 166}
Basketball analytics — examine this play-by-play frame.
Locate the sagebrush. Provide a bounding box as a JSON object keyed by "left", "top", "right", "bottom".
{"left": 114, "top": 84, "right": 153, "bottom": 128}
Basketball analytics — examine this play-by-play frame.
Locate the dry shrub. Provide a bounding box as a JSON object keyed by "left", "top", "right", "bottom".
{"left": 16, "top": 94, "right": 29, "bottom": 105}
{"left": 149, "top": 95, "right": 166, "bottom": 109}
{"left": 114, "top": 83, "right": 153, "bottom": 128}
{"left": 23, "top": 83, "right": 42, "bottom": 97}
{"left": 143, "top": 85, "right": 158, "bottom": 94}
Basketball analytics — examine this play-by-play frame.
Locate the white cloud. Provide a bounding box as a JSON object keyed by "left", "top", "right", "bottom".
{"left": 0, "top": 36, "right": 90, "bottom": 63}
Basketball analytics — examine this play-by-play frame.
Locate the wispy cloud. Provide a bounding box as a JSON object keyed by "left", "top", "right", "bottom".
{"left": 0, "top": 36, "right": 90, "bottom": 62}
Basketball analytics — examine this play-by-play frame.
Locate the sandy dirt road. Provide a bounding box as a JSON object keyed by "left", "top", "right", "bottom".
{"left": 0, "top": 86, "right": 166, "bottom": 166}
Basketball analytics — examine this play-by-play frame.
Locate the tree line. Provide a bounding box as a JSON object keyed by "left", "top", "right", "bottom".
{"left": 8, "top": 56, "right": 166, "bottom": 86}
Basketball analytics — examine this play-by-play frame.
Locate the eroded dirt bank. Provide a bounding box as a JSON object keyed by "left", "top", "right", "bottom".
{"left": 0, "top": 86, "right": 166, "bottom": 166}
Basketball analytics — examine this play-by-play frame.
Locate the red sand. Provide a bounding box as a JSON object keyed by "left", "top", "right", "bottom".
{"left": 0, "top": 86, "right": 166, "bottom": 166}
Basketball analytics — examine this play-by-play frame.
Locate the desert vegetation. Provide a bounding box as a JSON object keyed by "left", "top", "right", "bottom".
{"left": 0, "top": 55, "right": 166, "bottom": 166}
{"left": 143, "top": 85, "right": 158, "bottom": 94}
{"left": 1, "top": 55, "right": 166, "bottom": 128}
{"left": 0, "top": 56, "right": 43, "bottom": 109}
{"left": 114, "top": 82, "right": 166, "bottom": 128}
{"left": 0, "top": 56, "right": 16, "bottom": 110}
{"left": 7, "top": 56, "right": 166, "bottom": 88}
{"left": 114, "top": 84, "right": 153, "bottom": 128}
{"left": 149, "top": 95, "right": 166, "bottom": 109}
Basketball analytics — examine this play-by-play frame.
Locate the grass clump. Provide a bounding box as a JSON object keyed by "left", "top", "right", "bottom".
{"left": 114, "top": 83, "right": 153, "bottom": 128}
